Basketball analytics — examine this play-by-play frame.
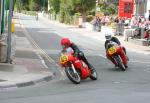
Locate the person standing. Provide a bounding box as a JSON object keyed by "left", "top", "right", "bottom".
{"left": 148, "top": 10, "right": 150, "bottom": 21}
{"left": 96, "top": 17, "right": 101, "bottom": 32}
{"left": 35, "top": 12, "right": 38, "bottom": 21}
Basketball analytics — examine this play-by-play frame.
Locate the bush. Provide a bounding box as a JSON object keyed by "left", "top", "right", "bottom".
{"left": 22, "top": 11, "right": 36, "bottom": 16}
{"left": 86, "top": 15, "right": 93, "bottom": 22}
{"left": 59, "top": 11, "right": 65, "bottom": 23}
{"left": 75, "top": 13, "right": 81, "bottom": 17}
{"left": 27, "top": 11, "right": 36, "bottom": 15}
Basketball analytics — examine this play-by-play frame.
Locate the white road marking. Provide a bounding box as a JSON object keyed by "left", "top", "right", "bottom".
{"left": 99, "top": 54, "right": 107, "bottom": 59}
{"left": 129, "top": 61, "right": 150, "bottom": 64}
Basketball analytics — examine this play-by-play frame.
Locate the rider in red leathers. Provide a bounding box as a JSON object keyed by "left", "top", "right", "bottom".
{"left": 60, "top": 38, "right": 94, "bottom": 71}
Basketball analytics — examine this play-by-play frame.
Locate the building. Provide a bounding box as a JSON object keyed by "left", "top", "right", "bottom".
{"left": 134, "top": 0, "right": 147, "bottom": 16}
{"left": 145, "top": 0, "right": 150, "bottom": 19}
{"left": 119, "top": 0, "right": 134, "bottom": 18}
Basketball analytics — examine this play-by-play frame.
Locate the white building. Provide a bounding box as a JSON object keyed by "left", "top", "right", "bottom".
{"left": 145, "top": 0, "right": 150, "bottom": 19}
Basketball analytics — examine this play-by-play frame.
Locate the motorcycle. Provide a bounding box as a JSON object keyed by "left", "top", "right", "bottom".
{"left": 106, "top": 42, "right": 127, "bottom": 71}
{"left": 59, "top": 47, "right": 98, "bottom": 84}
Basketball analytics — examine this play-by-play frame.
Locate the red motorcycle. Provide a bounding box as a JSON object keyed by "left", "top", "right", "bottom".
{"left": 106, "top": 42, "right": 128, "bottom": 71}
{"left": 59, "top": 48, "right": 97, "bottom": 84}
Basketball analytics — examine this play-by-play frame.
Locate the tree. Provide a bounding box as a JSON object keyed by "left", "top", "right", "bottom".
{"left": 59, "top": 0, "right": 74, "bottom": 23}
{"left": 15, "top": 0, "right": 30, "bottom": 11}
{"left": 48, "top": 0, "right": 60, "bottom": 14}
{"left": 71, "top": 0, "right": 96, "bottom": 22}
{"left": 40, "top": 0, "right": 48, "bottom": 11}
{"left": 99, "top": 2, "right": 118, "bottom": 15}
{"left": 29, "top": 0, "right": 40, "bottom": 11}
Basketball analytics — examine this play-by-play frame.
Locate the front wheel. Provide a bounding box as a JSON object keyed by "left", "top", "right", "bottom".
{"left": 114, "top": 55, "right": 126, "bottom": 71}
{"left": 120, "top": 63, "right": 126, "bottom": 71}
{"left": 89, "top": 67, "right": 98, "bottom": 80}
{"left": 65, "top": 67, "right": 81, "bottom": 84}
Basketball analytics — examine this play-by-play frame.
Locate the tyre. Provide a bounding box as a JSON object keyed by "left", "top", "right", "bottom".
{"left": 120, "top": 63, "right": 126, "bottom": 71}
{"left": 114, "top": 55, "right": 126, "bottom": 71}
{"left": 89, "top": 67, "right": 98, "bottom": 80}
{"left": 65, "top": 67, "right": 81, "bottom": 84}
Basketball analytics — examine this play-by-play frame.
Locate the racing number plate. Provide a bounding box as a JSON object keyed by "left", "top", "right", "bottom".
{"left": 108, "top": 46, "right": 116, "bottom": 55}
{"left": 60, "top": 55, "right": 68, "bottom": 64}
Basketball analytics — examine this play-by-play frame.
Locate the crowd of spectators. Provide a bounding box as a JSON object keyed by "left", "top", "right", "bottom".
{"left": 91, "top": 12, "right": 150, "bottom": 40}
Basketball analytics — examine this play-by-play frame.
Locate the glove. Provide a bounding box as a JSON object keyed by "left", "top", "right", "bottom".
{"left": 78, "top": 51, "right": 84, "bottom": 57}
{"left": 73, "top": 52, "right": 78, "bottom": 57}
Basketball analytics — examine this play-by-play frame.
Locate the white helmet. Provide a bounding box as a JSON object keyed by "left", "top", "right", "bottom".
{"left": 105, "top": 33, "right": 112, "bottom": 40}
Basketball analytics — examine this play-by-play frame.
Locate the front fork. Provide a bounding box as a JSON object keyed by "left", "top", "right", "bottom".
{"left": 114, "top": 55, "right": 122, "bottom": 65}
{"left": 71, "top": 63, "right": 78, "bottom": 74}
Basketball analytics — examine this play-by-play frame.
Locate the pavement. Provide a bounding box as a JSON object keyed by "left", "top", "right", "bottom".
{"left": 39, "top": 13, "right": 150, "bottom": 55}
{"left": 0, "top": 14, "right": 54, "bottom": 89}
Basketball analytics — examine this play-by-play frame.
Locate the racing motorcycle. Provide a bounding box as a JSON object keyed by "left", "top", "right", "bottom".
{"left": 106, "top": 42, "right": 128, "bottom": 71}
{"left": 59, "top": 47, "right": 98, "bottom": 84}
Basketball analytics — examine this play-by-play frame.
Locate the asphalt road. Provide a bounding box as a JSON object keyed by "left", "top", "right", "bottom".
{"left": 0, "top": 14, "right": 150, "bottom": 103}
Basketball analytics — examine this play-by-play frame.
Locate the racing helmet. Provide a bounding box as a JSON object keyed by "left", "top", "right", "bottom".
{"left": 61, "top": 38, "right": 72, "bottom": 48}
{"left": 105, "top": 33, "right": 112, "bottom": 40}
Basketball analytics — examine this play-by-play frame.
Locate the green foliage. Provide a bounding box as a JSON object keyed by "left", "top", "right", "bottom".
{"left": 15, "top": 0, "right": 46, "bottom": 11}
{"left": 59, "top": 0, "right": 73, "bottom": 23}
{"left": 59, "top": 0, "right": 96, "bottom": 23}
{"left": 99, "top": 3, "right": 117, "bottom": 15}
{"left": 40, "top": 0, "right": 48, "bottom": 11}
{"left": 21, "top": 10, "right": 36, "bottom": 15}
{"left": 71, "top": 0, "right": 96, "bottom": 22}
{"left": 29, "top": 0, "right": 40, "bottom": 11}
{"left": 86, "top": 15, "right": 93, "bottom": 22}
{"left": 48, "top": 0, "right": 60, "bottom": 14}
{"left": 75, "top": 12, "right": 81, "bottom": 17}
{"left": 59, "top": 11, "right": 65, "bottom": 23}
{"left": 14, "top": 0, "right": 97, "bottom": 24}
{"left": 71, "top": 0, "right": 96, "bottom": 14}
{"left": 15, "top": 0, "right": 30, "bottom": 11}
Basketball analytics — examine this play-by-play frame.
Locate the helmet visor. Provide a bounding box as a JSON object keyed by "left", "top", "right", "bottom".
{"left": 105, "top": 35, "right": 111, "bottom": 40}
{"left": 62, "top": 44, "right": 68, "bottom": 49}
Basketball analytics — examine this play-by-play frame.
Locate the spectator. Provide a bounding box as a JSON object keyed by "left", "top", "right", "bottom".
{"left": 130, "top": 16, "right": 139, "bottom": 29}
{"left": 114, "top": 17, "right": 119, "bottom": 23}
{"left": 91, "top": 17, "right": 97, "bottom": 31}
{"left": 124, "top": 18, "right": 130, "bottom": 27}
{"left": 148, "top": 10, "right": 150, "bottom": 21}
{"left": 101, "top": 16, "right": 106, "bottom": 25}
{"left": 105, "top": 16, "right": 110, "bottom": 25}
{"left": 96, "top": 17, "right": 102, "bottom": 32}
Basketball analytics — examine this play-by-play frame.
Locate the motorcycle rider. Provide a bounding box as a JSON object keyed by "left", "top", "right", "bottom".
{"left": 60, "top": 38, "right": 94, "bottom": 72}
{"left": 104, "top": 33, "right": 128, "bottom": 68}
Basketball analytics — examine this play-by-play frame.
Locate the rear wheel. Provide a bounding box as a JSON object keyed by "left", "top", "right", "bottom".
{"left": 65, "top": 67, "right": 81, "bottom": 84}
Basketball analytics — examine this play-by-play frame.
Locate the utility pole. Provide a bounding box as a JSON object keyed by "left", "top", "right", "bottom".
{"left": 0, "top": 0, "right": 2, "bottom": 35}
{"left": 6, "top": 0, "right": 13, "bottom": 63}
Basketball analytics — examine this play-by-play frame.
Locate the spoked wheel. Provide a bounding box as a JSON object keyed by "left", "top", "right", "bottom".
{"left": 119, "top": 63, "right": 126, "bottom": 71}
{"left": 114, "top": 55, "right": 126, "bottom": 71}
{"left": 65, "top": 67, "right": 81, "bottom": 84}
{"left": 89, "top": 66, "right": 98, "bottom": 80}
